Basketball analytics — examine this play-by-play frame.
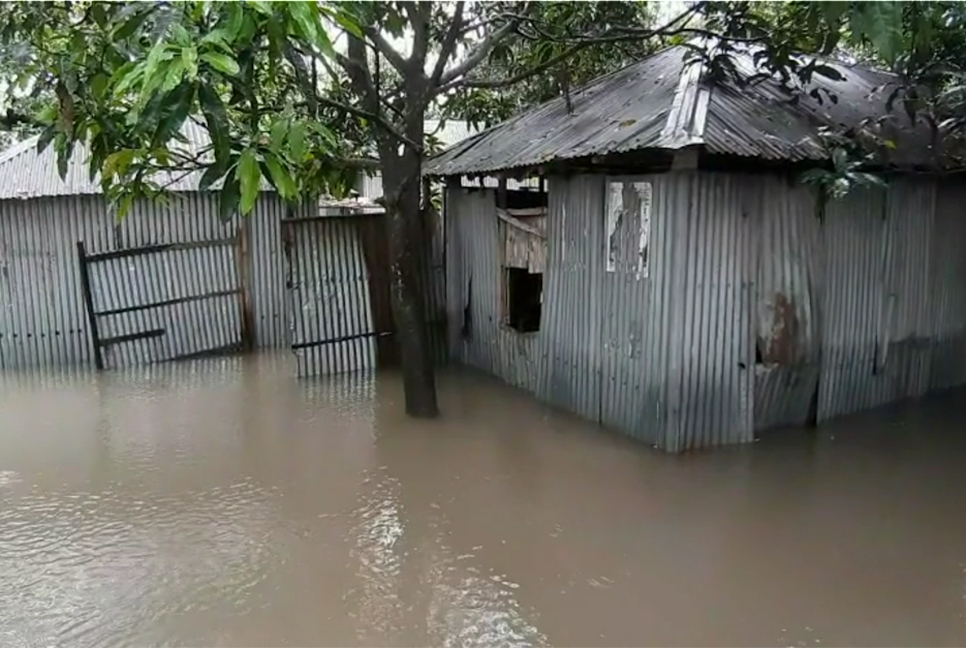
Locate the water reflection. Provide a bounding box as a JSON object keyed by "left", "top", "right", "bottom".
{"left": 0, "top": 353, "right": 965, "bottom": 646}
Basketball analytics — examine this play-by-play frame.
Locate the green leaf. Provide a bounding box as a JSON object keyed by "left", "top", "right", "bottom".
{"left": 200, "top": 29, "right": 233, "bottom": 54}
{"left": 199, "top": 84, "right": 230, "bottom": 167}
{"left": 199, "top": 163, "right": 227, "bottom": 192}
{"left": 288, "top": 122, "right": 307, "bottom": 161}
{"left": 171, "top": 24, "right": 191, "bottom": 47}
{"left": 36, "top": 125, "right": 57, "bottom": 153}
{"left": 182, "top": 46, "right": 198, "bottom": 80}
{"left": 251, "top": 1, "right": 273, "bottom": 16}
{"left": 225, "top": 3, "right": 245, "bottom": 40}
{"left": 114, "top": 5, "right": 152, "bottom": 40}
{"left": 201, "top": 51, "right": 240, "bottom": 76}
{"left": 159, "top": 58, "right": 186, "bottom": 94}
{"left": 237, "top": 148, "right": 260, "bottom": 215}
{"left": 153, "top": 81, "right": 194, "bottom": 145}
{"left": 263, "top": 152, "right": 296, "bottom": 200}
{"left": 288, "top": 2, "right": 327, "bottom": 52}
{"left": 310, "top": 122, "right": 338, "bottom": 151}
{"left": 270, "top": 120, "right": 288, "bottom": 152}
{"left": 103, "top": 149, "right": 137, "bottom": 181}
{"left": 325, "top": 6, "right": 364, "bottom": 39}
{"left": 90, "top": 73, "right": 109, "bottom": 99}
{"left": 115, "top": 193, "right": 135, "bottom": 221}
{"left": 218, "top": 174, "right": 240, "bottom": 222}
{"left": 109, "top": 61, "right": 140, "bottom": 96}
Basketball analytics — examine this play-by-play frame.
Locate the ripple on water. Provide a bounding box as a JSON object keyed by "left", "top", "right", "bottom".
{"left": 0, "top": 480, "right": 286, "bottom": 648}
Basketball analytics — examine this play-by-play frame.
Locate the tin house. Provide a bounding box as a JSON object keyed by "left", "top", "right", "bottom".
{"left": 426, "top": 46, "right": 966, "bottom": 452}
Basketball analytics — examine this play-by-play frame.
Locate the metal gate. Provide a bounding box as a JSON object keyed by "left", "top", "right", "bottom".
{"left": 282, "top": 213, "right": 396, "bottom": 378}
{"left": 77, "top": 233, "right": 252, "bottom": 369}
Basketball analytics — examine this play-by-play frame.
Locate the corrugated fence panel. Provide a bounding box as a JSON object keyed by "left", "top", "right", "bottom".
{"left": 88, "top": 240, "right": 242, "bottom": 368}
{"left": 0, "top": 192, "right": 295, "bottom": 370}
{"left": 248, "top": 197, "right": 290, "bottom": 349}
{"left": 929, "top": 183, "right": 966, "bottom": 390}
{"left": 818, "top": 186, "right": 889, "bottom": 420}
{"left": 0, "top": 196, "right": 110, "bottom": 370}
{"left": 879, "top": 179, "right": 936, "bottom": 400}
{"left": 668, "top": 173, "right": 754, "bottom": 450}
{"left": 288, "top": 218, "right": 376, "bottom": 377}
{"left": 753, "top": 178, "right": 822, "bottom": 431}
{"left": 541, "top": 176, "right": 603, "bottom": 422}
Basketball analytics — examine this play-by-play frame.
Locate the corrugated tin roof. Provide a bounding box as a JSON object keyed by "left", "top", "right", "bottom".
{"left": 424, "top": 119, "right": 476, "bottom": 147}
{"left": 426, "top": 47, "right": 686, "bottom": 176}
{"left": 0, "top": 120, "right": 212, "bottom": 200}
{"left": 0, "top": 119, "right": 479, "bottom": 201}
{"left": 426, "top": 46, "right": 940, "bottom": 176}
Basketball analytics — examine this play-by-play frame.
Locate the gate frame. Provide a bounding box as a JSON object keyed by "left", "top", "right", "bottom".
{"left": 76, "top": 233, "right": 253, "bottom": 369}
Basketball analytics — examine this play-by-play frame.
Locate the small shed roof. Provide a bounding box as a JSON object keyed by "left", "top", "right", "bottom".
{"left": 426, "top": 46, "right": 941, "bottom": 177}
{"left": 0, "top": 119, "right": 476, "bottom": 201}
{"left": 0, "top": 121, "right": 212, "bottom": 200}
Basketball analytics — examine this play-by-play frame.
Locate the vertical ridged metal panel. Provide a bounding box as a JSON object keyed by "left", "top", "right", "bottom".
{"left": 286, "top": 218, "right": 377, "bottom": 377}
{"left": 0, "top": 193, "right": 293, "bottom": 370}
{"left": 84, "top": 238, "right": 242, "bottom": 368}
{"left": 929, "top": 182, "right": 966, "bottom": 390}
{"left": 752, "top": 177, "right": 823, "bottom": 431}
{"left": 247, "top": 197, "right": 290, "bottom": 349}
{"left": 817, "top": 186, "right": 887, "bottom": 419}
{"left": 540, "top": 176, "right": 604, "bottom": 422}
{"left": 442, "top": 171, "right": 966, "bottom": 451}
{"left": 817, "top": 180, "right": 952, "bottom": 421}
{"left": 0, "top": 196, "right": 108, "bottom": 369}
{"left": 597, "top": 174, "right": 687, "bottom": 445}
{"left": 445, "top": 188, "right": 544, "bottom": 392}
{"left": 668, "top": 173, "right": 754, "bottom": 450}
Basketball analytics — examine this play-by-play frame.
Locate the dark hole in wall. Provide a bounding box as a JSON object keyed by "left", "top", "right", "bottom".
{"left": 502, "top": 188, "right": 548, "bottom": 210}
{"left": 505, "top": 268, "right": 542, "bottom": 333}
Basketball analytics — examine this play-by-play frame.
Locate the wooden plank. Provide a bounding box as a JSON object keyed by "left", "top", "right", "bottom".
{"left": 94, "top": 289, "right": 240, "bottom": 317}
{"left": 84, "top": 236, "right": 238, "bottom": 263}
{"left": 99, "top": 328, "right": 166, "bottom": 347}
{"left": 75, "top": 241, "right": 105, "bottom": 370}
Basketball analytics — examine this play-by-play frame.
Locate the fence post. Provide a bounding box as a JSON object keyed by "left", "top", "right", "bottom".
{"left": 76, "top": 241, "right": 105, "bottom": 370}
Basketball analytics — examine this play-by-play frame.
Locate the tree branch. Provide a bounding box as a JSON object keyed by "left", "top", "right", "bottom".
{"left": 438, "top": 18, "right": 520, "bottom": 87}
{"left": 338, "top": 35, "right": 420, "bottom": 151}
{"left": 361, "top": 25, "right": 409, "bottom": 74}
{"left": 430, "top": 1, "right": 466, "bottom": 86}
{"left": 443, "top": 3, "right": 763, "bottom": 92}
{"left": 405, "top": 1, "right": 431, "bottom": 70}
{"left": 314, "top": 94, "right": 419, "bottom": 150}
{"left": 0, "top": 110, "right": 43, "bottom": 130}
{"left": 442, "top": 43, "right": 587, "bottom": 91}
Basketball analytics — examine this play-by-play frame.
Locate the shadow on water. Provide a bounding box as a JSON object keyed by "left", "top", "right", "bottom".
{"left": 1, "top": 352, "right": 965, "bottom": 647}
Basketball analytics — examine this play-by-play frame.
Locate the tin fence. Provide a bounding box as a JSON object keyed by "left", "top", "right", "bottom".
{"left": 281, "top": 210, "right": 445, "bottom": 378}
{"left": 76, "top": 233, "right": 252, "bottom": 369}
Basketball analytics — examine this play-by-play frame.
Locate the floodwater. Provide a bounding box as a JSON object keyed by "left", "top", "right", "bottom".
{"left": 1, "top": 353, "right": 965, "bottom": 647}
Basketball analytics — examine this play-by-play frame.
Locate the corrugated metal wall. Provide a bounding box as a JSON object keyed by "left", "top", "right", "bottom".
{"left": 0, "top": 193, "right": 292, "bottom": 370}
{"left": 285, "top": 217, "right": 377, "bottom": 377}
{"left": 446, "top": 171, "right": 966, "bottom": 451}
{"left": 669, "top": 174, "right": 755, "bottom": 449}
{"left": 752, "top": 177, "right": 823, "bottom": 431}
{"left": 446, "top": 173, "right": 755, "bottom": 450}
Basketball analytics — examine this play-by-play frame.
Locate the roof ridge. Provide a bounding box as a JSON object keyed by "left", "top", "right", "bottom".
{"left": 0, "top": 134, "right": 42, "bottom": 166}
{"left": 658, "top": 56, "right": 710, "bottom": 149}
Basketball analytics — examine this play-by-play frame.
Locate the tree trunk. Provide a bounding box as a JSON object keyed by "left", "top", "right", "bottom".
{"left": 380, "top": 151, "right": 438, "bottom": 418}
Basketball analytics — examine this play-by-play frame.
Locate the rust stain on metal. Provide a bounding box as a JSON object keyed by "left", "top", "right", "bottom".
{"left": 762, "top": 292, "right": 801, "bottom": 366}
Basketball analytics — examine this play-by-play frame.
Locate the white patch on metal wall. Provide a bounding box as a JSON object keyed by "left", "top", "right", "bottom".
{"left": 606, "top": 181, "right": 651, "bottom": 279}
{"left": 636, "top": 182, "right": 652, "bottom": 279}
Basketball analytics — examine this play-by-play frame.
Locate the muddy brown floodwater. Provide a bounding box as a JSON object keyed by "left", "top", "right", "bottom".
{"left": 1, "top": 353, "right": 965, "bottom": 647}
